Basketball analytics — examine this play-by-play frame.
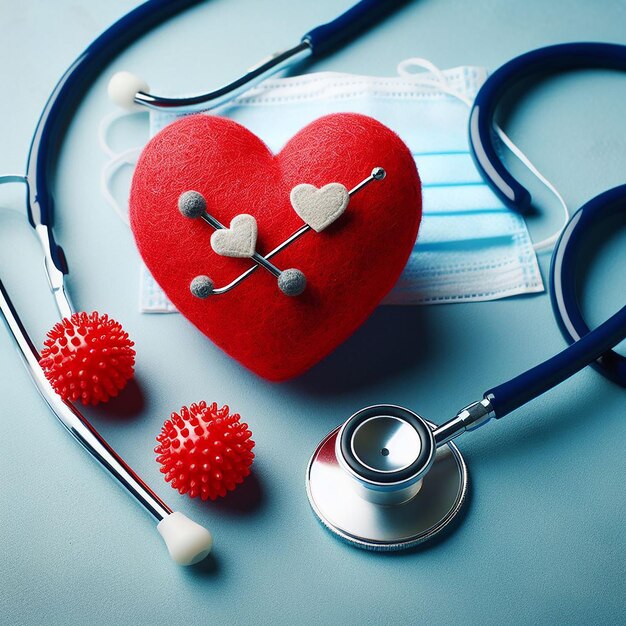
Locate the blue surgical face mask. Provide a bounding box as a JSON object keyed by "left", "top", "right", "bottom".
{"left": 100, "top": 61, "right": 546, "bottom": 309}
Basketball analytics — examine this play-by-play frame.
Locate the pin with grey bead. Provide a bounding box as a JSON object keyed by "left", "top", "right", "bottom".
{"left": 178, "top": 190, "right": 306, "bottom": 297}
{"left": 178, "top": 167, "right": 385, "bottom": 299}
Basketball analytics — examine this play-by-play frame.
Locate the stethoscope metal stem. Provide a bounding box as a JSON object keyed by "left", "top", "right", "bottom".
{"left": 134, "top": 41, "right": 312, "bottom": 112}
{"left": 36, "top": 225, "right": 76, "bottom": 319}
{"left": 0, "top": 278, "right": 172, "bottom": 522}
{"left": 433, "top": 398, "right": 495, "bottom": 446}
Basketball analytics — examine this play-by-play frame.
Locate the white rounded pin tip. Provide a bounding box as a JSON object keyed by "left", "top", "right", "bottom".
{"left": 157, "top": 512, "right": 212, "bottom": 566}
{"left": 107, "top": 71, "right": 149, "bottom": 110}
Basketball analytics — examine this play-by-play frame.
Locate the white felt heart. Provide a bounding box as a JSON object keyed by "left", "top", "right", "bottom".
{"left": 290, "top": 182, "right": 350, "bottom": 232}
{"left": 210, "top": 213, "right": 258, "bottom": 258}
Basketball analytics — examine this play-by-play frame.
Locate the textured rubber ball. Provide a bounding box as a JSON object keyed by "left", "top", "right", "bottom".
{"left": 178, "top": 190, "right": 207, "bottom": 219}
{"left": 277, "top": 268, "right": 306, "bottom": 296}
{"left": 39, "top": 312, "right": 135, "bottom": 406}
{"left": 155, "top": 401, "right": 255, "bottom": 501}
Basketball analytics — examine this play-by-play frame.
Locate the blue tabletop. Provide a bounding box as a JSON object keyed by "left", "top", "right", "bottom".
{"left": 0, "top": 1, "right": 624, "bottom": 624}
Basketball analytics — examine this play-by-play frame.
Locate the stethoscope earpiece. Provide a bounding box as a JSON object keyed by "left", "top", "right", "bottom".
{"left": 107, "top": 71, "right": 150, "bottom": 111}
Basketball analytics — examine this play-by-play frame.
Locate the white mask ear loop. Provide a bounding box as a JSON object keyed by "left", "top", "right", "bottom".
{"left": 397, "top": 58, "right": 569, "bottom": 253}
{"left": 100, "top": 146, "right": 142, "bottom": 225}
{"left": 98, "top": 110, "right": 140, "bottom": 158}
{"left": 397, "top": 57, "right": 450, "bottom": 86}
{"left": 98, "top": 110, "right": 147, "bottom": 225}
{"left": 492, "top": 127, "right": 569, "bottom": 252}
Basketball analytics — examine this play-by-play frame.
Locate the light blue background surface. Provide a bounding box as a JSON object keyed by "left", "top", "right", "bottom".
{"left": 0, "top": 1, "right": 625, "bottom": 624}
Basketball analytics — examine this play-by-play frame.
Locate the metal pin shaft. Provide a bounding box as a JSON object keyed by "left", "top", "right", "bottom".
{"left": 211, "top": 167, "right": 386, "bottom": 295}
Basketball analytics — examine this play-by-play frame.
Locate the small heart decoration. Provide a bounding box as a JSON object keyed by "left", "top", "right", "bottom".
{"left": 130, "top": 113, "right": 421, "bottom": 381}
{"left": 290, "top": 183, "right": 350, "bottom": 232}
{"left": 211, "top": 214, "right": 258, "bottom": 258}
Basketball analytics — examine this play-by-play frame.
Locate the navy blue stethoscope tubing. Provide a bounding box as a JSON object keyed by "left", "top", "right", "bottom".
{"left": 470, "top": 42, "right": 626, "bottom": 415}
{"left": 485, "top": 303, "right": 626, "bottom": 418}
{"left": 22, "top": 2, "right": 625, "bottom": 423}
{"left": 304, "top": 0, "right": 411, "bottom": 57}
{"left": 468, "top": 42, "right": 626, "bottom": 215}
{"left": 25, "top": 0, "right": 204, "bottom": 276}
{"left": 550, "top": 186, "right": 626, "bottom": 387}
{"left": 25, "top": 0, "right": 410, "bottom": 277}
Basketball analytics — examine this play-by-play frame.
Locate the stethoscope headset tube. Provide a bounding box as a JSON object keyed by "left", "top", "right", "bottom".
{"left": 550, "top": 186, "right": 626, "bottom": 387}
{"left": 129, "top": 0, "right": 412, "bottom": 112}
{"left": 468, "top": 42, "right": 626, "bottom": 214}
{"left": 309, "top": 42, "right": 626, "bottom": 550}
{"left": 469, "top": 41, "right": 626, "bottom": 387}
{"left": 26, "top": 0, "right": 204, "bottom": 289}
{"left": 3, "top": 0, "right": 206, "bottom": 527}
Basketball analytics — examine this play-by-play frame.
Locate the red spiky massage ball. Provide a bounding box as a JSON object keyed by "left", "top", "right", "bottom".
{"left": 39, "top": 312, "right": 135, "bottom": 406}
{"left": 155, "top": 401, "right": 255, "bottom": 501}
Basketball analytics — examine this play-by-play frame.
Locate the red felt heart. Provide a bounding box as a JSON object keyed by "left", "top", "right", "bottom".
{"left": 130, "top": 113, "right": 421, "bottom": 381}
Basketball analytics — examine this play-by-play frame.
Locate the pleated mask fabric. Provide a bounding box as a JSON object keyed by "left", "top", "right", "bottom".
{"left": 109, "top": 64, "right": 544, "bottom": 310}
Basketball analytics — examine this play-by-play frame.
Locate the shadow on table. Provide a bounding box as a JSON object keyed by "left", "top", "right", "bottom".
{"left": 89, "top": 377, "right": 146, "bottom": 420}
{"left": 291, "top": 304, "right": 436, "bottom": 395}
{"left": 205, "top": 470, "right": 265, "bottom": 515}
{"left": 188, "top": 551, "right": 221, "bottom": 578}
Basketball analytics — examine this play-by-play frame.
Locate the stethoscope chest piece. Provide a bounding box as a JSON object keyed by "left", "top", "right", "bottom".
{"left": 306, "top": 405, "right": 467, "bottom": 551}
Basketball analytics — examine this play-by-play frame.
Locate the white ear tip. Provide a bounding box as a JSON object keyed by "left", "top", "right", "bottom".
{"left": 157, "top": 512, "right": 212, "bottom": 566}
{"left": 107, "top": 71, "right": 149, "bottom": 110}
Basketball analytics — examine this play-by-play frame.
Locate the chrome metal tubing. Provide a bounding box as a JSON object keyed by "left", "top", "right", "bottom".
{"left": 0, "top": 277, "right": 172, "bottom": 522}
{"left": 251, "top": 252, "right": 281, "bottom": 277}
{"left": 200, "top": 212, "right": 225, "bottom": 231}
{"left": 0, "top": 178, "right": 74, "bottom": 320}
{"left": 433, "top": 399, "right": 495, "bottom": 447}
{"left": 212, "top": 224, "right": 310, "bottom": 295}
{"left": 134, "top": 41, "right": 312, "bottom": 112}
{"left": 36, "top": 225, "right": 75, "bottom": 319}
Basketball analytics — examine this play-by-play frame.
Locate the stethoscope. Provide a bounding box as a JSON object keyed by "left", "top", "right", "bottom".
{"left": 0, "top": 0, "right": 624, "bottom": 561}
{"left": 0, "top": 0, "right": 417, "bottom": 565}
{"left": 306, "top": 42, "right": 626, "bottom": 550}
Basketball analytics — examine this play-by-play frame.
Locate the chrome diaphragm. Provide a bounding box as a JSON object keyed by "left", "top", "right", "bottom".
{"left": 306, "top": 405, "right": 467, "bottom": 551}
